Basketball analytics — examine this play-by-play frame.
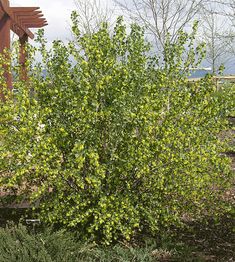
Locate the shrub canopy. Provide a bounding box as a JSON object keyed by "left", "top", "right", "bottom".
{"left": 0, "top": 15, "right": 234, "bottom": 243}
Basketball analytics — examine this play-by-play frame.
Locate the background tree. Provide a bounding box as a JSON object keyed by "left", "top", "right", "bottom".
{"left": 199, "top": 4, "right": 235, "bottom": 73}
{"left": 73, "top": 0, "right": 114, "bottom": 34}
{"left": 115, "top": 0, "right": 204, "bottom": 51}
{"left": 115, "top": 0, "right": 235, "bottom": 73}
{"left": 199, "top": 1, "right": 235, "bottom": 73}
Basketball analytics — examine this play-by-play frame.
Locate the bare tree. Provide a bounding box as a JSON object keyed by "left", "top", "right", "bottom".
{"left": 199, "top": 3, "right": 235, "bottom": 73}
{"left": 204, "top": 0, "right": 235, "bottom": 18}
{"left": 115, "top": 0, "right": 204, "bottom": 51}
{"left": 115, "top": 0, "right": 235, "bottom": 73}
{"left": 73, "top": 0, "right": 235, "bottom": 73}
{"left": 74, "top": 0, "right": 114, "bottom": 34}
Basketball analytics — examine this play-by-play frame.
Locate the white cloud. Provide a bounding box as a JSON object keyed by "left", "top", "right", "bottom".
{"left": 10, "top": 0, "right": 120, "bottom": 43}
{"left": 10, "top": 0, "right": 76, "bottom": 42}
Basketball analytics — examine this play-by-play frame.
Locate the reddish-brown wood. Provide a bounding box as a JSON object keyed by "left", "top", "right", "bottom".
{"left": 20, "top": 18, "right": 47, "bottom": 23}
{"left": 0, "top": 0, "right": 47, "bottom": 98}
{"left": 24, "top": 23, "right": 47, "bottom": 27}
{"left": 10, "top": 7, "right": 40, "bottom": 12}
{"left": 0, "top": 14, "right": 10, "bottom": 53}
{"left": 0, "top": 1, "right": 10, "bottom": 52}
{"left": 1, "top": 1, "right": 47, "bottom": 39}
{"left": 0, "top": 12, "right": 12, "bottom": 99}
{"left": 19, "top": 34, "right": 28, "bottom": 81}
{"left": 13, "top": 12, "right": 43, "bottom": 20}
{"left": 16, "top": 12, "right": 44, "bottom": 19}
{"left": 0, "top": 8, "right": 4, "bottom": 20}
{"left": 11, "top": 22, "right": 26, "bottom": 38}
{"left": 26, "top": 24, "right": 48, "bottom": 28}
{"left": 1, "top": 1, "right": 34, "bottom": 38}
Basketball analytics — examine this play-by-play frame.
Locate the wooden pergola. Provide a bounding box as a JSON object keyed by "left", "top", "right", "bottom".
{"left": 0, "top": 0, "right": 47, "bottom": 99}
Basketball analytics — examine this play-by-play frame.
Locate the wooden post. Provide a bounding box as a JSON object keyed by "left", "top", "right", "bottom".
{"left": 0, "top": 11, "right": 12, "bottom": 100}
{"left": 0, "top": 0, "right": 47, "bottom": 100}
{"left": 19, "top": 34, "right": 28, "bottom": 81}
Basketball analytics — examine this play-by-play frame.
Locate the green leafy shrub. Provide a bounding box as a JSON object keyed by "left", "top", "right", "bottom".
{"left": 0, "top": 15, "right": 234, "bottom": 243}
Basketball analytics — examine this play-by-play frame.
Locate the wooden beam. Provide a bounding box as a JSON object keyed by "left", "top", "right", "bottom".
{"left": 24, "top": 23, "right": 48, "bottom": 28}
{"left": 13, "top": 12, "right": 47, "bottom": 30}
{"left": 12, "top": 9, "right": 42, "bottom": 15}
{"left": 15, "top": 12, "right": 44, "bottom": 19}
{"left": 0, "top": 11, "right": 12, "bottom": 99}
{"left": 0, "top": 0, "right": 34, "bottom": 39}
{"left": 0, "top": 15, "right": 10, "bottom": 52}
{"left": 11, "top": 22, "right": 25, "bottom": 38}
{"left": 19, "top": 34, "right": 28, "bottom": 81}
{"left": 10, "top": 7, "right": 40, "bottom": 12}
{"left": 12, "top": 11, "right": 43, "bottom": 21}
{"left": 0, "top": 7, "right": 4, "bottom": 20}
{"left": 18, "top": 19, "right": 47, "bottom": 27}
{"left": 23, "top": 20, "right": 47, "bottom": 25}
{"left": 20, "top": 18, "right": 46, "bottom": 23}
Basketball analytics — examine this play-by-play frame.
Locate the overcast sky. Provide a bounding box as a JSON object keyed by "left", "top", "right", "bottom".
{"left": 10, "top": 0, "right": 114, "bottom": 43}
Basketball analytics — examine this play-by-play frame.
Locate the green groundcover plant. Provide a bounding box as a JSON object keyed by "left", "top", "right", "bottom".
{"left": 0, "top": 223, "right": 178, "bottom": 262}
{"left": 0, "top": 15, "right": 234, "bottom": 243}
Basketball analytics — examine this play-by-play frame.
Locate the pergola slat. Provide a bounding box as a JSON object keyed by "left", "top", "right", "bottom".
{"left": 13, "top": 11, "right": 43, "bottom": 17}
{"left": 10, "top": 7, "right": 40, "bottom": 12}
{"left": 11, "top": 22, "right": 25, "bottom": 37}
{"left": 26, "top": 24, "right": 47, "bottom": 28}
{"left": 0, "top": 0, "right": 34, "bottom": 39}
{"left": 25, "top": 22, "right": 48, "bottom": 26}
{"left": 19, "top": 19, "right": 47, "bottom": 25}
{"left": 20, "top": 17, "right": 46, "bottom": 22}
{"left": 17, "top": 13, "right": 44, "bottom": 19}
